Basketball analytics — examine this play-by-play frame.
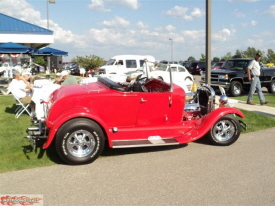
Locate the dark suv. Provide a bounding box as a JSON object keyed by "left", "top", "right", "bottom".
{"left": 188, "top": 62, "right": 206, "bottom": 75}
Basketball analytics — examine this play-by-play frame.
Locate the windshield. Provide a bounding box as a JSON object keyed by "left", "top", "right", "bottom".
{"left": 106, "top": 59, "right": 116, "bottom": 65}
{"left": 222, "top": 60, "right": 249, "bottom": 71}
{"left": 158, "top": 65, "right": 167, "bottom": 71}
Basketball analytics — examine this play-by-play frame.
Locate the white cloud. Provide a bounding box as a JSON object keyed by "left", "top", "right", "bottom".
{"left": 264, "top": 4, "right": 275, "bottom": 18}
{"left": 136, "top": 21, "right": 148, "bottom": 29}
{"left": 233, "top": 9, "right": 246, "bottom": 17}
{"left": 101, "top": 16, "right": 130, "bottom": 28}
{"left": 106, "top": 0, "right": 139, "bottom": 10}
{"left": 165, "top": 6, "right": 205, "bottom": 21}
{"left": 0, "top": 0, "right": 84, "bottom": 49}
{"left": 251, "top": 20, "right": 257, "bottom": 26}
{"left": 212, "top": 29, "right": 232, "bottom": 42}
{"left": 191, "top": 7, "right": 204, "bottom": 18}
{"left": 245, "top": 38, "right": 264, "bottom": 47}
{"left": 252, "top": 31, "right": 272, "bottom": 38}
{"left": 0, "top": 0, "right": 41, "bottom": 24}
{"left": 241, "top": 20, "right": 257, "bottom": 27}
{"left": 165, "top": 25, "right": 176, "bottom": 32}
{"left": 88, "top": 0, "right": 111, "bottom": 12}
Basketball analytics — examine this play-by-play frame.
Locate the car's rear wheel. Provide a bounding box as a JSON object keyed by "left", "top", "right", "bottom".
{"left": 267, "top": 79, "right": 275, "bottom": 94}
{"left": 205, "top": 114, "right": 241, "bottom": 146}
{"left": 55, "top": 118, "right": 105, "bottom": 165}
{"left": 230, "top": 81, "right": 242, "bottom": 97}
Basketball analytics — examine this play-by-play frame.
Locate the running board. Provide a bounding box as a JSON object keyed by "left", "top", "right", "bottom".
{"left": 112, "top": 138, "right": 179, "bottom": 148}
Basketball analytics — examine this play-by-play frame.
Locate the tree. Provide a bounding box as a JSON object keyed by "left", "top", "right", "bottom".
{"left": 33, "top": 56, "right": 47, "bottom": 67}
{"left": 233, "top": 49, "right": 243, "bottom": 58}
{"left": 266, "top": 49, "right": 275, "bottom": 63}
{"left": 244, "top": 47, "right": 257, "bottom": 58}
{"left": 220, "top": 52, "right": 232, "bottom": 61}
{"left": 187, "top": 56, "right": 196, "bottom": 62}
{"left": 199, "top": 54, "right": 206, "bottom": 61}
{"left": 212, "top": 57, "right": 220, "bottom": 62}
{"left": 71, "top": 55, "right": 104, "bottom": 70}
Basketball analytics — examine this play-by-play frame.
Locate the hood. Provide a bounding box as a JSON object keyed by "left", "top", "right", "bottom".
{"left": 51, "top": 82, "right": 106, "bottom": 101}
{"left": 210, "top": 68, "right": 241, "bottom": 75}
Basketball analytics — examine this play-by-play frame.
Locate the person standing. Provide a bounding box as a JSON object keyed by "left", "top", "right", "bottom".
{"left": 246, "top": 53, "right": 269, "bottom": 105}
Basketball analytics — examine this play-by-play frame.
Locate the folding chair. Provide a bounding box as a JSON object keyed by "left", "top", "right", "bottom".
{"left": 12, "top": 94, "right": 31, "bottom": 118}
{"left": 0, "top": 87, "right": 11, "bottom": 95}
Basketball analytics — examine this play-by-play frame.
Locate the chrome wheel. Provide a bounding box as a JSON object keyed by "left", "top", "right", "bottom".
{"left": 230, "top": 81, "right": 242, "bottom": 97}
{"left": 206, "top": 114, "right": 241, "bottom": 146}
{"left": 233, "top": 85, "right": 241, "bottom": 96}
{"left": 67, "top": 130, "right": 95, "bottom": 157}
{"left": 212, "top": 120, "right": 235, "bottom": 142}
{"left": 56, "top": 118, "right": 105, "bottom": 165}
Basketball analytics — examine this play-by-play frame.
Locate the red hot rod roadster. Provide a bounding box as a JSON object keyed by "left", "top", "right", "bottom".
{"left": 27, "top": 63, "right": 246, "bottom": 165}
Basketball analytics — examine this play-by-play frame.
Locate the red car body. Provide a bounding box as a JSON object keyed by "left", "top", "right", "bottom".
{"left": 27, "top": 76, "right": 245, "bottom": 165}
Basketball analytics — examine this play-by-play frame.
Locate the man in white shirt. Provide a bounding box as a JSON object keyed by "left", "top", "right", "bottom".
{"left": 9, "top": 70, "right": 35, "bottom": 114}
{"left": 246, "top": 52, "right": 269, "bottom": 105}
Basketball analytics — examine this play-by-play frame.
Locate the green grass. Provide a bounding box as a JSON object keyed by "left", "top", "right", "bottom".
{"left": 230, "top": 93, "right": 275, "bottom": 107}
{"left": 0, "top": 95, "right": 58, "bottom": 173}
{"left": 1, "top": 94, "right": 275, "bottom": 173}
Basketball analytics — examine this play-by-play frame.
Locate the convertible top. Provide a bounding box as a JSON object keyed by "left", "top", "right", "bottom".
{"left": 98, "top": 77, "right": 125, "bottom": 91}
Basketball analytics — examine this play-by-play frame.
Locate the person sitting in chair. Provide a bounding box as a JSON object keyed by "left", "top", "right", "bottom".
{"left": 60, "top": 70, "right": 78, "bottom": 86}
{"left": 9, "top": 70, "right": 36, "bottom": 116}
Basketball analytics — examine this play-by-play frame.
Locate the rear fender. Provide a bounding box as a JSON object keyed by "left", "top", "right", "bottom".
{"left": 42, "top": 107, "right": 107, "bottom": 149}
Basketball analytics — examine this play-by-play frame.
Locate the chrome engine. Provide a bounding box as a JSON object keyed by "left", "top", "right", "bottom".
{"left": 184, "top": 85, "right": 216, "bottom": 120}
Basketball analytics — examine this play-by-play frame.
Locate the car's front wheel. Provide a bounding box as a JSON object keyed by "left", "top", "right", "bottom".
{"left": 267, "top": 79, "right": 275, "bottom": 94}
{"left": 55, "top": 118, "right": 105, "bottom": 165}
{"left": 205, "top": 114, "right": 241, "bottom": 146}
{"left": 230, "top": 81, "right": 242, "bottom": 97}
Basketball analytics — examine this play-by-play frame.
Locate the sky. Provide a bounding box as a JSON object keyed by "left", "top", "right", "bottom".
{"left": 0, "top": 0, "right": 275, "bottom": 62}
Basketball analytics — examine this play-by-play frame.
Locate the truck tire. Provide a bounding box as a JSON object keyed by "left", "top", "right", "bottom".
{"left": 205, "top": 114, "right": 241, "bottom": 146}
{"left": 55, "top": 118, "right": 105, "bottom": 165}
{"left": 267, "top": 79, "right": 275, "bottom": 94}
{"left": 230, "top": 81, "right": 242, "bottom": 97}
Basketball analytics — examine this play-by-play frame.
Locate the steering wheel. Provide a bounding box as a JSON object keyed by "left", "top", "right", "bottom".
{"left": 136, "top": 76, "right": 148, "bottom": 85}
{"left": 125, "top": 74, "right": 148, "bottom": 92}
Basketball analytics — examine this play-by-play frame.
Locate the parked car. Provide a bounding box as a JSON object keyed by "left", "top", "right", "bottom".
{"left": 64, "top": 62, "right": 79, "bottom": 75}
{"left": 211, "top": 62, "right": 225, "bottom": 70}
{"left": 26, "top": 62, "right": 246, "bottom": 165}
{"left": 188, "top": 61, "right": 206, "bottom": 75}
{"left": 126, "top": 63, "right": 194, "bottom": 92}
{"left": 200, "top": 58, "right": 275, "bottom": 96}
{"left": 151, "top": 63, "right": 194, "bottom": 82}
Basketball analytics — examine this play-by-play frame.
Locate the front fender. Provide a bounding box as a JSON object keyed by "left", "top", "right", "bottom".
{"left": 42, "top": 107, "right": 108, "bottom": 149}
{"left": 179, "top": 107, "right": 244, "bottom": 142}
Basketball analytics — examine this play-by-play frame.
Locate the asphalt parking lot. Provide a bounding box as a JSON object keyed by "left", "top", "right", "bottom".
{"left": 1, "top": 127, "right": 275, "bottom": 206}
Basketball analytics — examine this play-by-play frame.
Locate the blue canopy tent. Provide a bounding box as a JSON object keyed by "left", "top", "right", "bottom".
{"left": 34, "top": 47, "right": 68, "bottom": 56}
{"left": 0, "top": 42, "right": 35, "bottom": 78}
{"left": 0, "top": 42, "right": 34, "bottom": 54}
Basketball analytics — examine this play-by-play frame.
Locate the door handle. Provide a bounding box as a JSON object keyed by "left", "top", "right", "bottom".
{"left": 141, "top": 98, "right": 147, "bottom": 103}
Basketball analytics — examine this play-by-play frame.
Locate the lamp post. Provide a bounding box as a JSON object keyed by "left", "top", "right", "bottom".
{"left": 47, "top": 0, "right": 56, "bottom": 29}
{"left": 169, "top": 38, "right": 173, "bottom": 62}
{"left": 46, "top": 0, "right": 55, "bottom": 78}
